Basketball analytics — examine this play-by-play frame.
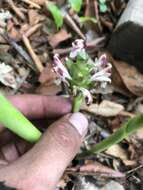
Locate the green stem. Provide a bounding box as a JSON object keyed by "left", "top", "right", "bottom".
{"left": 73, "top": 93, "right": 83, "bottom": 113}
{"left": 0, "top": 93, "right": 42, "bottom": 143}
{"left": 78, "top": 113, "right": 143, "bottom": 158}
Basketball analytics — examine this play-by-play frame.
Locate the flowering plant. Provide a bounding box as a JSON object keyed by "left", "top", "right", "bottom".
{"left": 52, "top": 39, "right": 112, "bottom": 112}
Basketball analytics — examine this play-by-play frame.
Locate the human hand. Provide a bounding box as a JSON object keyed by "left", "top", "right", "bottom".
{"left": 0, "top": 95, "right": 88, "bottom": 190}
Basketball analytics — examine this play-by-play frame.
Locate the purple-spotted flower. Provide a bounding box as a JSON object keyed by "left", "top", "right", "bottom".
{"left": 53, "top": 54, "right": 71, "bottom": 83}
{"left": 52, "top": 39, "right": 112, "bottom": 112}
{"left": 70, "top": 39, "right": 86, "bottom": 59}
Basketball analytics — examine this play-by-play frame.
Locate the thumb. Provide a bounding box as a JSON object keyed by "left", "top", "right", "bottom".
{"left": 0, "top": 113, "right": 88, "bottom": 190}
{"left": 38, "top": 112, "right": 88, "bottom": 189}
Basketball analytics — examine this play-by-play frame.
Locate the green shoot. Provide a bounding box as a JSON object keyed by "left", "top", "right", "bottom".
{"left": 79, "top": 16, "right": 97, "bottom": 24}
{"left": 78, "top": 113, "right": 143, "bottom": 157}
{"left": 0, "top": 93, "right": 41, "bottom": 143}
{"left": 68, "top": 0, "right": 83, "bottom": 13}
{"left": 45, "top": 1, "right": 63, "bottom": 29}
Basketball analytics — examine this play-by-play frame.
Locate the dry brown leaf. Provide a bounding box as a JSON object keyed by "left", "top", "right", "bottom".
{"left": 36, "top": 82, "right": 61, "bottom": 96}
{"left": 105, "top": 144, "right": 136, "bottom": 166}
{"left": 38, "top": 64, "right": 56, "bottom": 83}
{"left": 48, "top": 29, "right": 72, "bottom": 48}
{"left": 68, "top": 161, "right": 124, "bottom": 178}
{"left": 28, "top": 9, "right": 40, "bottom": 26}
{"left": 108, "top": 54, "right": 143, "bottom": 96}
{"left": 8, "top": 27, "right": 21, "bottom": 41}
{"left": 36, "top": 64, "right": 61, "bottom": 95}
{"left": 7, "top": 20, "right": 21, "bottom": 41}
{"left": 28, "top": 9, "right": 45, "bottom": 26}
{"left": 106, "top": 144, "right": 128, "bottom": 161}
{"left": 82, "top": 100, "right": 124, "bottom": 117}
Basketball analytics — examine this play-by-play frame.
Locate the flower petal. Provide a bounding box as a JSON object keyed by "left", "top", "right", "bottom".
{"left": 53, "top": 54, "right": 72, "bottom": 81}
{"left": 70, "top": 39, "right": 86, "bottom": 59}
{"left": 80, "top": 88, "right": 93, "bottom": 105}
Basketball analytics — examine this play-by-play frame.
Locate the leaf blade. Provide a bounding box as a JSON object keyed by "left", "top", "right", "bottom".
{"left": 79, "top": 16, "right": 97, "bottom": 24}
{"left": 68, "top": 0, "right": 83, "bottom": 13}
{"left": 45, "top": 1, "right": 63, "bottom": 29}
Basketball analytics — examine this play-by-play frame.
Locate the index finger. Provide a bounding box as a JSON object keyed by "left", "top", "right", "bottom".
{"left": 8, "top": 95, "right": 72, "bottom": 119}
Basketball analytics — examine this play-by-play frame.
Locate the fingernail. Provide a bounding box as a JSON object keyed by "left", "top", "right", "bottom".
{"left": 69, "top": 112, "right": 88, "bottom": 137}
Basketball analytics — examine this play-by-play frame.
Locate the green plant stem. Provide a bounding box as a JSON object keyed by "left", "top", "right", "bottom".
{"left": 78, "top": 113, "right": 143, "bottom": 158}
{"left": 0, "top": 93, "right": 42, "bottom": 143}
{"left": 73, "top": 93, "right": 83, "bottom": 112}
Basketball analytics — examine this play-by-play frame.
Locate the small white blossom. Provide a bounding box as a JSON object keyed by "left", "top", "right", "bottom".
{"left": 53, "top": 54, "right": 71, "bottom": 83}
{"left": 70, "top": 39, "right": 86, "bottom": 59}
{"left": 73, "top": 86, "right": 93, "bottom": 105}
{"left": 80, "top": 88, "right": 93, "bottom": 105}
{"left": 91, "top": 54, "right": 112, "bottom": 87}
{"left": 52, "top": 40, "right": 112, "bottom": 107}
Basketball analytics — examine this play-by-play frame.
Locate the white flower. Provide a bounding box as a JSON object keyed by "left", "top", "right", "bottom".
{"left": 53, "top": 54, "right": 71, "bottom": 83}
{"left": 91, "top": 54, "right": 112, "bottom": 87}
{"left": 73, "top": 86, "right": 93, "bottom": 105}
{"left": 70, "top": 39, "right": 86, "bottom": 59}
{"left": 80, "top": 88, "right": 93, "bottom": 105}
{"left": 52, "top": 41, "right": 112, "bottom": 107}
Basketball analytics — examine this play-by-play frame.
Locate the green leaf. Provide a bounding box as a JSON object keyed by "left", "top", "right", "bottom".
{"left": 45, "top": 1, "right": 63, "bottom": 29}
{"left": 99, "top": 0, "right": 106, "bottom": 3}
{"left": 78, "top": 113, "right": 143, "bottom": 157}
{"left": 79, "top": 16, "right": 97, "bottom": 24}
{"left": 68, "top": 0, "right": 83, "bottom": 13}
{"left": 99, "top": 3, "right": 108, "bottom": 13}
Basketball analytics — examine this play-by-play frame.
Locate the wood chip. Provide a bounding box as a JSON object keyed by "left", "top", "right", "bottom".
{"left": 7, "top": 0, "right": 25, "bottom": 21}
{"left": 21, "top": 0, "right": 41, "bottom": 9}
{"left": 22, "top": 35, "right": 44, "bottom": 72}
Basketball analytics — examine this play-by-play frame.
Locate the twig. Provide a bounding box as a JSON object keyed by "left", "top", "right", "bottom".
{"left": 100, "top": 17, "right": 113, "bottom": 31}
{"left": 6, "top": 0, "right": 25, "bottom": 21}
{"left": 64, "top": 13, "right": 85, "bottom": 40}
{"left": 65, "top": 170, "right": 125, "bottom": 178}
{"left": 25, "top": 23, "right": 42, "bottom": 37}
{"left": 86, "top": 37, "right": 105, "bottom": 47}
{"left": 119, "top": 111, "right": 135, "bottom": 118}
{"left": 22, "top": 35, "right": 44, "bottom": 72}
{"left": 1, "top": 33, "right": 37, "bottom": 72}
{"left": 53, "top": 38, "right": 105, "bottom": 55}
{"left": 126, "top": 164, "right": 143, "bottom": 175}
{"left": 21, "top": 0, "right": 41, "bottom": 9}
{"left": 127, "top": 97, "right": 143, "bottom": 111}
{"left": 94, "top": 0, "right": 103, "bottom": 32}
{"left": 53, "top": 47, "right": 72, "bottom": 55}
